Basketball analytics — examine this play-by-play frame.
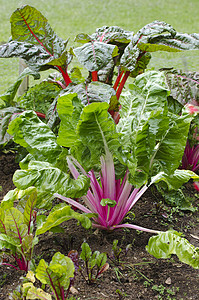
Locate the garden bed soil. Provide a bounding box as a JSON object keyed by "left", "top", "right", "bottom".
{"left": 0, "top": 153, "right": 199, "bottom": 300}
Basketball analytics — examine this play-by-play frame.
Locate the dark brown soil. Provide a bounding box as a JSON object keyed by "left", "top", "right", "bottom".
{"left": 0, "top": 153, "right": 199, "bottom": 300}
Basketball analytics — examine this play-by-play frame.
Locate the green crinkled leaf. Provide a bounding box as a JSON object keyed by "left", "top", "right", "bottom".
{"left": 138, "top": 33, "right": 199, "bottom": 52}
{"left": 85, "top": 82, "right": 118, "bottom": 107}
{"left": 13, "top": 161, "right": 90, "bottom": 208}
{"left": 146, "top": 230, "right": 199, "bottom": 269}
{"left": 36, "top": 252, "right": 75, "bottom": 296}
{"left": 117, "top": 70, "right": 169, "bottom": 176}
{"left": 18, "top": 80, "right": 61, "bottom": 114}
{"left": 153, "top": 113, "right": 193, "bottom": 174}
{"left": 73, "top": 41, "right": 118, "bottom": 72}
{"left": 57, "top": 93, "right": 84, "bottom": 148}
{"left": 164, "top": 69, "right": 199, "bottom": 106}
{"left": 73, "top": 102, "right": 121, "bottom": 170}
{"left": 5, "top": 5, "right": 70, "bottom": 71}
{"left": 0, "top": 107, "right": 23, "bottom": 147}
{"left": 7, "top": 110, "right": 62, "bottom": 165}
{"left": 62, "top": 81, "right": 118, "bottom": 107}
{"left": 132, "top": 21, "right": 176, "bottom": 45}
{"left": 120, "top": 43, "right": 140, "bottom": 72}
{"left": 0, "top": 67, "right": 40, "bottom": 104}
{"left": 90, "top": 26, "right": 133, "bottom": 44}
{"left": 36, "top": 204, "right": 91, "bottom": 235}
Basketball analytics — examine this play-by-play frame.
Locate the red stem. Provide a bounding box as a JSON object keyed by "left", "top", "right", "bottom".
{"left": 19, "top": 11, "right": 72, "bottom": 89}
{"left": 1, "top": 262, "right": 19, "bottom": 271}
{"left": 116, "top": 71, "right": 130, "bottom": 100}
{"left": 92, "top": 71, "right": 98, "bottom": 81}
{"left": 35, "top": 112, "right": 46, "bottom": 119}
{"left": 57, "top": 66, "right": 72, "bottom": 87}
{"left": 113, "top": 71, "right": 124, "bottom": 90}
{"left": 46, "top": 269, "right": 60, "bottom": 300}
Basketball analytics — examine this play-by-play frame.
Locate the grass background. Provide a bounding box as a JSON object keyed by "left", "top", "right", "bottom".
{"left": 0, "top": 0, "right": 199, "bottom": 94}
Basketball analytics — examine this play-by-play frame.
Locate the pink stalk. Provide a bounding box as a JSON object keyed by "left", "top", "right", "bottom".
{"left": 112, "top": 223, "right": 161, "bottom": 234}
{"left": 63, "top": 153, "right": 155, "bottom": 231}
{"left": 54, "top": 193, "right": 91, "bottom": 214}
{"left": 128, "top": 185, "right": 148, "bottom": 211}
{"left": 100, "top": 153, "right": 116, "bottom": 200}
{"left": 55, "top": 80, "right": 66, "bottom": 89}
{"left": 108, "top": 180, "right": 135, "bottom": 226}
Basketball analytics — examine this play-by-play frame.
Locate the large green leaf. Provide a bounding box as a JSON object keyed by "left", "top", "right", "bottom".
{"left": 152, "top": 169, "right": 199, "bottom": 190}
{"left": 57, "top": 93, "right": 84, "bottom": 148}
{"left": 133, "top": 21, "right": 176, "bottom": 45}
{"left": 154, "top": 112, "right": 193, "bottom": 174}
{"left": 117, "top": 70, "right": 169, "bottom": 152}
{"left": 73, "top": 41, "right": 118, "bottom": 72}
{"left": 138, "top": 33, "right": 199, "bottom": 52}
{"left": 13, "top": 161, "right": 90, "bottom": 208}
{"left": 18, "top": 80, "right": 61, "bottom": 114}
{"left": 0, "top": 5, "right": 71, "bottom": 72}
{"left": 7, "top": 111, "right": 62, "bottom": 165}
{"left": 146, "top": 230, "right": 199, "bottom": 269}
{"left": 117, "top": 70, "right": 194, "bottom": 185}
{"left": 36, "top": 203, "right": 92, "bottom": 235}
{"left": 72, "top": 102, "right": 121, "bottom": 170}
{"left": 75, "top": 26, "right": 132, "bottom": 45}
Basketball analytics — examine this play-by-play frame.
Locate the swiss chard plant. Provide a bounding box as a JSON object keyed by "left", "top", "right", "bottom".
{"left": 5, "top": 70, "right": 199, "bottom": 269}
{"left": 35, "top": 252, "right": 75, "bottom": 300}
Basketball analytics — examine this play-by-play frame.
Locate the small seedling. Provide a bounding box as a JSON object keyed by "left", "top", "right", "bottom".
{"left": 79, "top": 242, "right": 109, "bottom": 284}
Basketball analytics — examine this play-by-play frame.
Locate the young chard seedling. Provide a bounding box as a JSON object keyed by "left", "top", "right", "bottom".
{"left": 79, "top": 242, "right": 109, "bottom": 284}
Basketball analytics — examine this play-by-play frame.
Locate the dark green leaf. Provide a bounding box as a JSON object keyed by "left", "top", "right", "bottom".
{"left": 164, "top": 69, "right": 199, "bottom": 106}
{"left": 7, "top": 111, "right": 62, "bottom": 165}
{"left": 13, "top": 161, "right": 90, "bottom": 208}
{"left": 73, "top": 42, "right": 118, "bottom": 72}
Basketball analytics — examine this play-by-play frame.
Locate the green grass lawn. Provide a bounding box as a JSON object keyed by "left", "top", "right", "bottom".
{"left": 0, "top": 0, "right": 199, "bottom": 94}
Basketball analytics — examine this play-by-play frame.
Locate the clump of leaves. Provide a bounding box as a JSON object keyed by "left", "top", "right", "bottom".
{"left": 0, "top": 187, "right": 38, "bottom": 271}
{"left": 79, "top": 242, "right": 109, "bottom": 284}
{"left": 9, "top": 254, "right": 77, "bottom": 300}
